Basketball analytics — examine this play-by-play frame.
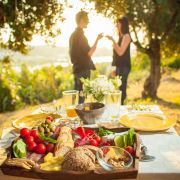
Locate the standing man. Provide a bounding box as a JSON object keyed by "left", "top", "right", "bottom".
{"left": 69, "top": 11, "right": 103, "bottom": 103}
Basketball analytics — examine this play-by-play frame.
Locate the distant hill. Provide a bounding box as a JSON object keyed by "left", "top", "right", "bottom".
{"left": 28, "top": 46, "right": 112, "bottom": 57}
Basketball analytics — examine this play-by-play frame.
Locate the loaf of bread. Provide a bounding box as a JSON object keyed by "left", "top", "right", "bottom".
{"left": 54, "top": 126, "right": 74, "bottom": 157}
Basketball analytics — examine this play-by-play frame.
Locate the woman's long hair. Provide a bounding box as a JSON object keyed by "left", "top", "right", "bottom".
{"left": 118, "top": 16, "right": 129, "bottom": 35}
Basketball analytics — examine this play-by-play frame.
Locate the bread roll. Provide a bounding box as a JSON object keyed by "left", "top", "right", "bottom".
{"left": 54, "top": 126, "right": 74, "bottom": 157}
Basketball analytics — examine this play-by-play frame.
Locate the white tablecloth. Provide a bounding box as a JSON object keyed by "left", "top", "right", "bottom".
{"left": 0, "top": 105, "right": 180, "bottom": 180}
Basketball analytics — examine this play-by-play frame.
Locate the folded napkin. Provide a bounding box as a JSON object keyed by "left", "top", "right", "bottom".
{"left": 0, "top": 128, "right": 19, "bottom": 149}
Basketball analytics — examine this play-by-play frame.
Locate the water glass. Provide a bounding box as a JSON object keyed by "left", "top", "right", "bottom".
{"left": 62, "top": 90, "right": 79, "bottom": 118}
{"left": 105, "top": 90, "right": 122, "bottom": 124}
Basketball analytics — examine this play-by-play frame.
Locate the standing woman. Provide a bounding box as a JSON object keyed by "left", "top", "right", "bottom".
{"left": 107, "top": 16, "right": 131, "bottom": 105}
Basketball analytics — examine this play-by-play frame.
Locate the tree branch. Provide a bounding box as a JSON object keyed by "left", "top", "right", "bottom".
{"left": 130, "top": 23, "right": 147, "bottom": 53}
{"left": 161, "top": 8, "right": 179, "bottom": 42}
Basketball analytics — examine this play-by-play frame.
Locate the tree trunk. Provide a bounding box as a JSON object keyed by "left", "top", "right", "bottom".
{"left": 142, "top": 40, "right": 161, "bottom": 99}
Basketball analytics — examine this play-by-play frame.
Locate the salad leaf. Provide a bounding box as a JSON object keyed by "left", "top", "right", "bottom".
{"left": 13, "top": 138, "right": 27, "bottom": 158}
{"left": 39, "top": 134, "right": 57, "bottom": 144}
{"left": 127, "top": 128, "right": 135, "bottom": 146}
{"left": 98, "top": 128, "right": 114, "bottom": 137}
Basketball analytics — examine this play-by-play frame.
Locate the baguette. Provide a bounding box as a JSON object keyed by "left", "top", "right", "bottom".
{"left": 54, "top": 126, "right": 74, "bottom": 157}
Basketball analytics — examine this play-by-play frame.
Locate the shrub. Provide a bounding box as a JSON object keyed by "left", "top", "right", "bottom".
{"left": 168, "top": 58, "right": 180, "bottom": 69}
{"left": 0, "top": 80, "right": 15, "bottom": 112}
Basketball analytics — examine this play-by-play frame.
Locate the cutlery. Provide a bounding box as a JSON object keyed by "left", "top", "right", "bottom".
{"left": 140, "top": 146, "right": 155, "bottom": 162}
{"left": 140, "top": 138, "right": 155, "bottom": 162}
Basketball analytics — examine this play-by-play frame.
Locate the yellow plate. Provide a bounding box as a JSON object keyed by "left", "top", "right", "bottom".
{"left": 120, "top": 113, "right": 176, "bottom": 132}
{"left": 12, "top": 113, "right": 61, "bottom": 129}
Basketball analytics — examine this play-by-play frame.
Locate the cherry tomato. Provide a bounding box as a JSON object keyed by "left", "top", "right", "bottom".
{"left": 94, "top": 135, "right": 102, "bottom": 143}
{"left": 34, "top": 136, "right": 43, "bottom": 144}
{"left": 90, "top": 139, "right": 98, "bottom": 146}
{"left": 46, "top": 115, "right": 53, "bottom": 122}
{"left": 85, "top": 129, "right": 95, "bottom": 136}
{"left": 25, "top": 136, "right": 34, "bottom": 144}
{"left": 20, "top": 128, "right": 30, "bottom": 137}
{"left": 46, "top": 143, "right": 54, "bottom": 153}
{"left": 30, "top": 129, "right": 39, "bottom": 139}
{"left": 27, "top": 141, "right": 37, "bottom": 151}
{"left": 36, "top": 144, "right": 46, "bottom": 154}
{"left": 125, "top": 146, "right": 135, "bottom": 156}
{"left": 76, "top": 127, "right": 86, "bottom": 138}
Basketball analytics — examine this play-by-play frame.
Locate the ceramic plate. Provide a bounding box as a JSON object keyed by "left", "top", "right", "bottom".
{"left": 12, "top": 113, "right": 61, "bottom": 129}
{"left": 120, "top": 112, "right": 176, "bottom": 131}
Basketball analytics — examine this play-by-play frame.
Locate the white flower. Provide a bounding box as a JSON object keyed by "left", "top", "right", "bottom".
{"left": 81, "top": 76, "right": 122, "bottom": 102}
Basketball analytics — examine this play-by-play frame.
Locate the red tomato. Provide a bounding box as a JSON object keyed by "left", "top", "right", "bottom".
{"left": 85, "top": 129, "right": 95, "bottom": 136}
{"left": 30, "top": 129, "right": 39, "bottom": 139}
{"left": 125, "top": 146, "right": 135, "bottom": 156}
{"left": 20, "top": 128, "right": 30, "bottom": 137}
{"left": 46, "top": 143, "right": 54, "bottom": 153}
{"left": 46, "top": 115, "right": 53, "bottom": 122}
{"left": 94, "top": 135, "right": 102, "bottom": 143}
{"left": 27, "top": 141, "right": 37, "bottom": 151}
{"left": 34, "top": 136, "right": 43, "bottom": 144}
{"left": 90, "top": 139, "right": 98, "bottom": 147}
{"left": 76, "top": 127, "right": 86, "bottom": 138}
{"left": 25, "top": 136, "right": 34, "bottom": 144}
{"left": 36, "top": 144, "right": 46, "bottom": 154}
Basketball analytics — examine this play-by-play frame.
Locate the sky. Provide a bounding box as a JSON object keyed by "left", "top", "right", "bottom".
{"left": 30, "top": 0, "right": 116, "bottom": 48}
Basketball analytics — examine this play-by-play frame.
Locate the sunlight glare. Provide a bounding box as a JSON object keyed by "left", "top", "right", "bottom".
{"left": 30, "top": 0, "right": 115, "bottom": 48}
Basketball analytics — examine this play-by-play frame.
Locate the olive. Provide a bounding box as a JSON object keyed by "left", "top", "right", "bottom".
{"left": 38, "top": 126, "right": 44, "bottom": 133}
{"left": 42, "top": 123, "right": 46, "bottom": 128}
{"left": 47, "top": 132, "right": 53, "bottom": 136}
{"left": 48, "top": 124, "right": 53, "bottom": 129}
{"left": 46, "top": 128, "right": 50, "bottom": 133}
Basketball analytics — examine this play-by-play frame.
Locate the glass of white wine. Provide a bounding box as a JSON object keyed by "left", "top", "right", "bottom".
{"left": 105, "top": 90, "right": 122, "bottom": 124}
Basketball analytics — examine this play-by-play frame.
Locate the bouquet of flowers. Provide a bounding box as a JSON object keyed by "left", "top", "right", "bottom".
{"left": 80, "top": 76, "right": 121, "bottom": 103}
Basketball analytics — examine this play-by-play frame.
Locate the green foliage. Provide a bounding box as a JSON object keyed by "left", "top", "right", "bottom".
{"left": 131, "top": 53, "right": 150, "bottom": 72}
{"left": 167, "top": 58, "right": 180, "bottom": 69}
{"left": 0, "top": 0, "right": 64, "bottom": 53}
{"left": 161, "top": 56, "right": 180, "bottom": 69}
{"left": 0, "top": 56, "right": 74, "bottom": 112}
{"left": 0, "top": 56, "right": 17, "bottom": 112}
{"left": 0, "top": 80, "right": 15, "bottom": 112}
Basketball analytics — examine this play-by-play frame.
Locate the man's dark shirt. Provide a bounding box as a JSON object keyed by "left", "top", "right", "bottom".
{"left": 69, "top": 27, "right": 95, "bottom": 74}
